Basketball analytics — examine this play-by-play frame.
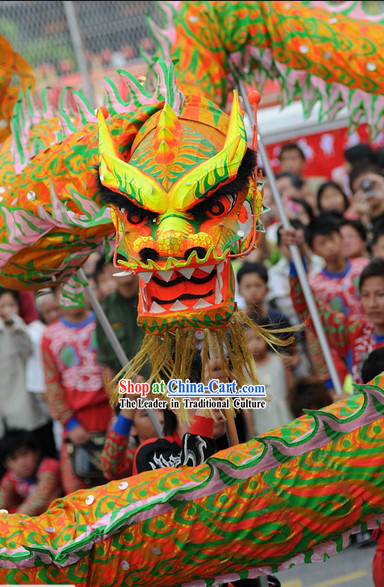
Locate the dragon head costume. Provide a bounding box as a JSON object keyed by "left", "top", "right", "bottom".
{"left": 0, "top": 59, "right": 272, "bottom": 397}
{"left": 102, "top": 71, "right": 276, "bottom": 399}
{"left": 98, "top": 92, "right": 259, "bottom": 335}
{"left": 2, "top": 0, "right": 384, "bottom": 396}
{"left": 95, "top": 71, "right": 269, "bottom": 390}
{"left": 1, "top": 2, "right": 384, "bottom": 586}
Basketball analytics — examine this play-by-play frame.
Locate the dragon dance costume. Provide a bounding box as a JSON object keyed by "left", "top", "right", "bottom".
{"left": 1, "top": 1, "right": 384, "bottom": 585}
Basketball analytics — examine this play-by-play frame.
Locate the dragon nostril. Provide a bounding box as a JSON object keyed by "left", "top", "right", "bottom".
{"left": 139, "top": 248, "right": 159, "bottom": 263}
{"left": 184, "top": 247, "right": 207, "bottom": 261}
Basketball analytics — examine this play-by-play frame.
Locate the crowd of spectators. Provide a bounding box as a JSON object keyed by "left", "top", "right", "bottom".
{"left": 0, "top": 141, "right": 383, "bottom": 570}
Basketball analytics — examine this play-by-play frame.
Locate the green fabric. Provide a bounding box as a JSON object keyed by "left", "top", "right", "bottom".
{"left": 96, "top": 290, "right": 150, "bottom": 379}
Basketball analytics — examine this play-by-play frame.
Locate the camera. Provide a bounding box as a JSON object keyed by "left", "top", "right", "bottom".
{"left": 361, "top": 178, "right": 375, "bottom": 194}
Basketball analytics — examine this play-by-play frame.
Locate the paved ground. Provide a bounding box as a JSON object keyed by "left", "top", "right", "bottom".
{"left": 276, "top": 544, "right": 376, "bottom": 587}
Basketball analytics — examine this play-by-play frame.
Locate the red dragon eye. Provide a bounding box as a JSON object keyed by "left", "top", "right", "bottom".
{"left": 127, "top": 210, "right": 146, "bottom": 224}
{"left": 122, "top": 205, "right": 153, "bottom": 225}
{"left": 206, "top": 194, "right": 236, "bottom": 218}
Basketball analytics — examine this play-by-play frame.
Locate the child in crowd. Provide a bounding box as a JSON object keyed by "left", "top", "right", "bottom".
{"left": 275, "top": 172, "right": 306, "bottom": 216}
{"left": 290, "top": 197, "right": 314, "bottom": 226}
{"left": 35, "top": 290, "right": 61, "bottom": 325}
{"left": 278, "top": 143, "right": 306, "bottom": 176}
{"left": 332, "top": 143, "right": 375, "bottom": 197}
{"left": 282, "top": 228, "right": 384, "bottom": 384}
{"left": 243, "top": 318, "right": 294, "bottom": 437}
{"left": 237, "top": 262, "right": 292, "bottom": 328}
{"left": 101, "top": 407, "right": 164, "bottom": 480}
{"left": 277, "top": 143, "right": 325, "bottom": 206}
{"left": 306, "top": 213, "right": 368, "bottom": 316}
{"left": 340, "top": 219, "right": 369, "bottom": 260}
{"left": 0, "top": 289, "right": 50, "bottom": 445}
{"left": 288, "top": 377, "right": 333, "bottom": 419}
{"left": 317, "top": 181, "right": 349, "bottom": 215}
{"left": 0, "top": 430, "right": 61, "bottom": 516}
{"left": 237, "top": 263, "right": 301, "bottom": 373}
{"left": 267, "top": 220, "right": 323, "bottom": 323}
{"left": 92, "top": 256, "right": 117, "bottom": 301}
{"left": 41, "top": 294, "right": 112, "bottom": 494}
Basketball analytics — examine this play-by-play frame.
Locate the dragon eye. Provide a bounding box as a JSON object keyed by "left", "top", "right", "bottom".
{"left": 207, "top": 200, "right": 225, "bottom": 216}
{"left": 120, "top": 202, "right": 157, "bottom": 225}
{"left": 204, "top": 194, "right": 237, "bottom": 218}
{"left": 126, "top": 209, "right": 147, "bottom": 224}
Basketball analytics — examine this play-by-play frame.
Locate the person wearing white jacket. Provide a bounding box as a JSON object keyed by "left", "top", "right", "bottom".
{"left": 0, "top": 289, "right": 53, "bottom": 452}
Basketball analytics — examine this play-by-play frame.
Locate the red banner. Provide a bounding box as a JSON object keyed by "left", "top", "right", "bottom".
{"left": 265, "top": 124, "right": 384, "bottom": 180}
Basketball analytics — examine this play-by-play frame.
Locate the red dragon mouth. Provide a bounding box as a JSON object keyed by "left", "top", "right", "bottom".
{"left": 137, "top": 259, "right": 230, "bottom": 317}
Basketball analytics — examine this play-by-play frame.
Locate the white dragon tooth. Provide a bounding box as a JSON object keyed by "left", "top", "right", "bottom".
{"left": 215, "top": 287, "right": 223, "bottom": 304}
{"left": 217, "top": 262, "right": 224, "bottom": 290}
{"left": 178, "top": 267, "right": 195, "bottom": 279}
{"left": 150, "top": 301, "right": 166, "bottom": 313}
{"left": 138, "top": 272, "right": 152, "bottom": 284}
{"left": 170, "top": 300, "right": 188, "bottom": 311}
{"left": 193, "top": 298, "right": 212, "bottom": 309}
{"left": 200, "top": 264, "right": 214, "bottom": 274}
{"left": 113, "top": 271, "right": 133, "bottom": 277}
{"left": 158, "top": 270, "right": 174, "bottom": 282}
{"left": 215, "top": 276, "right": 223, "bottom": 304}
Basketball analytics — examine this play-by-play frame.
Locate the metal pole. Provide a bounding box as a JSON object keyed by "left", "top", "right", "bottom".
{"left": 239, "top": 81, "right": 343, "bottom": 396}
{"left": 77, "top": 268, "right": 164, "bottom": 436}
{"left": 63, "top": 0, "right": 95, "bottom": 108}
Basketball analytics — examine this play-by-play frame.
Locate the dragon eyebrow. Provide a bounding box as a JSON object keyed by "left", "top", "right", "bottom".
{"left": 185, "top": 148, "right": 256, "bottom": 210}
{"left": 210, "top": 147, "right": 256, "bottom": 197}
{"left": 96, "top": 174, "right": 157, "bottom": 213}
{"left": 96, "top": 148, "right": 256, "bottom": 213}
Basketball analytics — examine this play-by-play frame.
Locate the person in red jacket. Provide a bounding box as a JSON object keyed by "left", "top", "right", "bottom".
{"left": 41, "top": 300, "right": 112, "bottom": 494}
{"left": 305, "top": 213, "right": 368, "bottom": 316}
{"left": 280, "top": 227, "right": 384, "bottom": 385}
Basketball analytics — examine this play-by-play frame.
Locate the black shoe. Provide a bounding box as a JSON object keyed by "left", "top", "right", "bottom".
{"left": 229, "top": 577, "right": 281, "bottom": 587}
{"left": 355, "top": 531, "right": 375, "bottom": 548}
